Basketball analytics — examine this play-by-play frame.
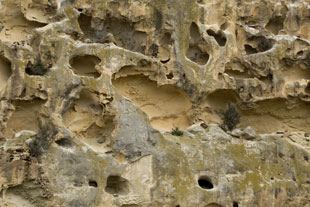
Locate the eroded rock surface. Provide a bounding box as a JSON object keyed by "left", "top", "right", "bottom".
{"left": 0, "top": 0, "right": 310, "bottom": 206}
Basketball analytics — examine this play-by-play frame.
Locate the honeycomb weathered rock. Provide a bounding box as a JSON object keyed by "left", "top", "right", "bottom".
{"left": 0, "top": 0, "right": 310, "bottom": 206}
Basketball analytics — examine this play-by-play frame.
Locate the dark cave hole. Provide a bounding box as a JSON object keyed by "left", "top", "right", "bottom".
{"left": 305, "top": 82, "right": 310, "bottom": 94}
{"left": 105, "top": 175, "right": 129, "bottom": 195}
{"left": 297, "top": 51, "right": 304, "bottom": 57}
{"left": 88, "top": 180, "right": 98, "bottom": 187}
{"left": 244, "top": 44, "right": 258, "bottom": 55}
{"left": 207, "top": 29, "right": 227, "bottom": 46}
{"left": 166, "top": 72, "right": 174, "bottom": 79}
{"left": 198, "top": 176, "right": 214, "bottom": 189}
{"left": 233, "top": 201, "right": 239, "bottom": 207}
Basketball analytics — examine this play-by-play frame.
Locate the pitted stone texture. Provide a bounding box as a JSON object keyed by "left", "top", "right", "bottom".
{"left": 0, "top": 0, "right": 310, "bottom": 207}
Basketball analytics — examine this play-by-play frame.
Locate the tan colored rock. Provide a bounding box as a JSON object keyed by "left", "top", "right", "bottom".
{"left": 0, "top": 0, "right": 310, "bottom": 206}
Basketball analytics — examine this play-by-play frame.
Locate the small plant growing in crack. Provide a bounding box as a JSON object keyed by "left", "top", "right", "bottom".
{"left": 219, "top": 102, "right": 240, "bottom": 131}
{"left": 171, "top": 127, "right": 184, "bottom": 136}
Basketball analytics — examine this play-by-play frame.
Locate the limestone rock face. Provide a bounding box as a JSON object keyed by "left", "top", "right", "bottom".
{"left": 0, "top": 0, "right": 310, "bottom": 206}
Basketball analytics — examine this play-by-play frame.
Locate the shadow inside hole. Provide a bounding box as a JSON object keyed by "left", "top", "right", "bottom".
{"left": 105, "top": 175, "right": 129, "bottom": 195}
{"left": 166, "top": 72, "right": 174, "bottom": 79}
{"left": 198, "top": 176, "right": 214, "bottom": 189}
{"left": 55, "top": 138, "right": 72, "bottom": 148}
{"left": 207, "top": 29, "right": 227, "bottom": 46}
{"left": 305, "top": 82, "right": 310, "bottom": 94}
{"left": 25, "top": 60, "right": 48, "bottom": 76}
{"left": 233, "top": 201, "right": 239, "bottom": 207}
{"left": 69, "top": 55, "right": 101, "bottom": 78}
{"left": 205, "top": 203, "right": 222, "bottom": 207}
{"left": 88, "top": 180, "right": 98, "bottom": 187}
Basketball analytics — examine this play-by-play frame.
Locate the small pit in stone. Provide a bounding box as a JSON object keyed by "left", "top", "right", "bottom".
{"left": 88, "top": 180, "right": 98, "bottom": 187}
{"left": 166, "top": 72, "right": 174, "bottom": 79}
{"left": 55, "top": 138, "right": 72, "bottom": 148}
{"left": 233, "top": 202, "right": 239, "bottom": 207}
{"left": 105, "top": 175, "right": 129, "bottom": 195}
{"left": 112, "top": 75, "right": 192, "bottom": 131}
{"left": 0, "top": 55, "right": 12, "bottom": 91}
{"left": 187, "top": 22, "right": 209, "bottom": 65}
{"left": 69, "top": 55, "right": 101, "bottom": 78}
{"left": 198, "top": 176, "right": 214, "bottom": 190}
{"left": 207, "top": 29, "right": 227, "bottom": 46}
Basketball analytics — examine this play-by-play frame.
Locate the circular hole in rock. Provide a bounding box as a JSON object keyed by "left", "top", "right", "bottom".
{"left": 88, "top": 180, "right": 98, "bottom": 187}
{"left": 198, "top": 176, "right": 214, "bottom": 189}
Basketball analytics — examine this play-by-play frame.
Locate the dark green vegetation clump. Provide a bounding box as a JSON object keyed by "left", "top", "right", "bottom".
{"left": 25, "top": 59, "right": 48, "bottom": 76}
{"left": 171, "top": 127, "right": 184, "bottom": 136}
{"left": 220, "top": 102, "right": 240, "bottom": 131}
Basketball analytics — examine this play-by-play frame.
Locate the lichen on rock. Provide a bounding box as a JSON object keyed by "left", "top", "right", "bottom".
{"left": 0, "top": 0, "right": 310, "bottom": 206}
